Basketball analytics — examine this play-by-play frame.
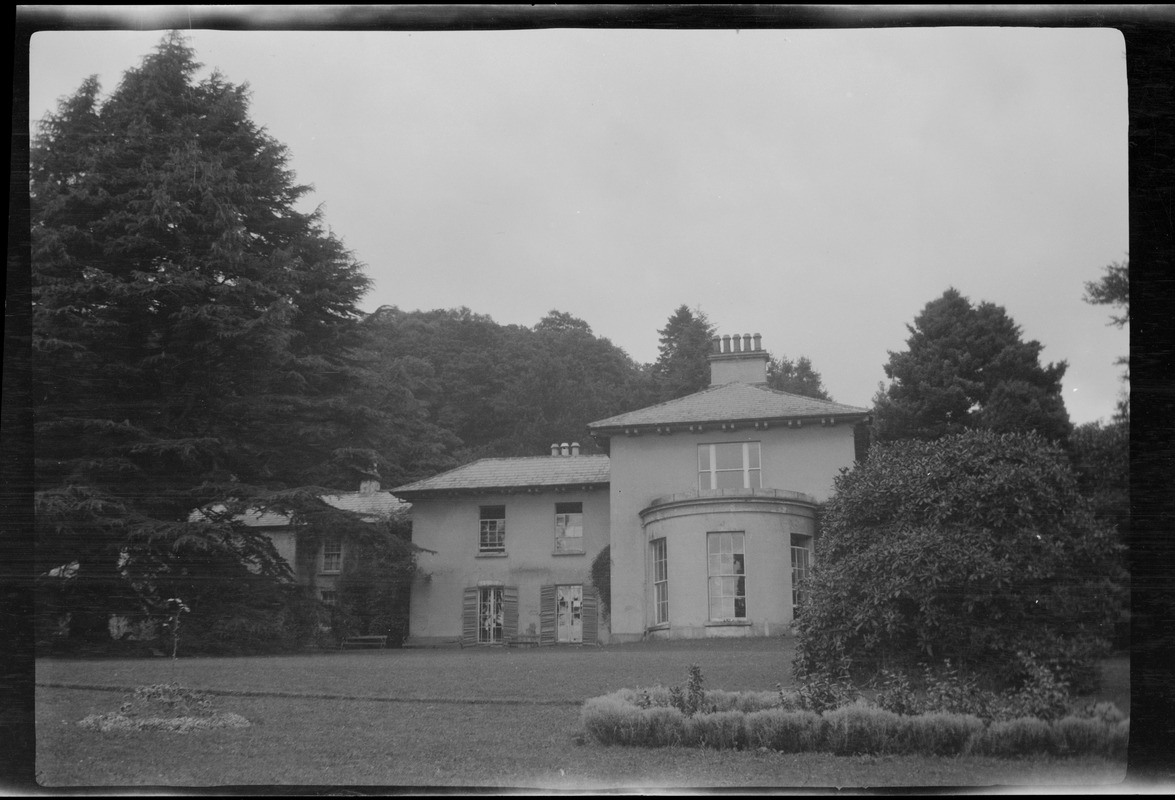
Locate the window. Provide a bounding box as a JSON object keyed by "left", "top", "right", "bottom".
{"left": 707, "top": 532, "right": 746, "bottom": 620}
{"left": 554, "top": 502, "right": 584, "bottom": 553}
{"left": 321, "top": 537, "right": 342, "bottom": 573}
{"left": 698, "top": 443, "right": 761, "bottom": 491}
{"left": 479, "top": 505, "right": 506, "bottom": 554}
{"left": 651, "top": 538, "right": 669, "bottom": 625}
{"left": 791, "top": 534, "right": 812, "bottom": 612}
{"left": 319, "top": 590, "right": 338, "bottom": 606}
{"left": 478, "top": 586, "right": 504, "bottom": 644}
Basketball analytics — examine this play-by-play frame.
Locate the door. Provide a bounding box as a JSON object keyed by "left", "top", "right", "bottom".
{"left": 556, "top": 584, "right": 583, "bottom": 643}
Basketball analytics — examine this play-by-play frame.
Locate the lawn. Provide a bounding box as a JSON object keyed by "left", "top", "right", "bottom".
{"left": 35, "top": 638, "right": 1132, "bottom": 790}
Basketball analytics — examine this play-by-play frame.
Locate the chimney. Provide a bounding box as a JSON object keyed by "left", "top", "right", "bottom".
{"left": 551, "top": 443, "right": 560, "bottom": 457}
{"left": 571, "top": 442, "right": 580, "bottom": 456}
{"left": 360, "top": 479, "right": 380, "bottom": 495}
{"left": 708, "top": 331, "right": 769, "bottom": 386}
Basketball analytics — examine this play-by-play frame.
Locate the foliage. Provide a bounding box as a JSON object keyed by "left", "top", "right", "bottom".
{"left": 652, "top": 305, "right": 715, "bottom": 401}
{"left": 794, "top": 429, "right": 1125, "bottom": 692}
{"left": 363, "top": 306, "right": 652, "bottom": 460}
{"left": 589, "top": 545, "right": 611, "bottom": 618}
{"left": 794, "top": 657, "right": 860, "bottom": 714}
{"left": 1083, "top": 259, "right": 1129, "bottom": 420}
{"left": 328, "top": 509, "right": 419, "bottom": 645}
{"left": 873, "top": 288, "right": 1071, "bottom": 443}
{"left": 31, "top": 33, "right": 452, "bottom": 651}
{"left": 766, "top": 355, "right": 832, "bottom": 400}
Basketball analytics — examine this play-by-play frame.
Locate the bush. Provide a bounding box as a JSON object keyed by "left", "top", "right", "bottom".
{"left": 796, "top": 430, "right": 1124, "bottom": 695}
{"left": 76, "top": 683, "right": 251, "bottom": 734}
{"left": 823, "top": 701, "right": 907, "bottom": 755}
{"left": 966, "top": 717, "right": 1054, "bottom": 757}
{"left": 744, "top": 708, "right": 827, "bottom": 753}
{"left": 900, "top": 713, "right": 985, "bottom": 756}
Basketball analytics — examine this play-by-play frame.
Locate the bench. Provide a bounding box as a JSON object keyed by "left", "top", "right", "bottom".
{"left": 340, "top": 635, "right": 388, "bottom": 649}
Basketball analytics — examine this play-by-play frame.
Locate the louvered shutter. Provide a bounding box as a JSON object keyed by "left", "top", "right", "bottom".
{"left": 461, "top": 587, "right": 478, "bottom": 647}
{"left": 503, "top": 586, "right": 519, "bottom": 643}
{"left": 539, "top": 585, "right": 556, "bottom": 645}
{"left": 582, "top": 586, "right": 599, "bottom": 644}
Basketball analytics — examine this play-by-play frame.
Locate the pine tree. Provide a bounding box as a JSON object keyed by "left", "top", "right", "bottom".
{"left": 873, "top": 288, "right": 1071, "bottom": 443}
{"left": 766, "top": 355, "right": 832, "bottom": 400}
{"left": 652, "top": 305, "right": 715, "bottom": 401}
{"left": 31, "top": 33, "right": 446, "bottom": 650}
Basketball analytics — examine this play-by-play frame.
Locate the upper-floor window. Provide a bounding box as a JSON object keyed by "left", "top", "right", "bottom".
{"left": 698, "top": 442, "right": 761, "bottom": 491}
{"left": 321, "top": 537, "right": 343, "bottom": 573}
{"left": 554, "top": 502, "right": 584, "bottom": 554}
{"left": 479, "top": 505, "right": 506, "bottom": 554}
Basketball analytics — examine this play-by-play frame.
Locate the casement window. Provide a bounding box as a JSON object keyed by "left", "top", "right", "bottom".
{"left": 479, "top": 505, "right": 506, "bottom": 554}
{"left": 540, "top": 584, "right": 599, "bottom": 645}
{"left": 554, "top": 502, "right": 584, "bottom": 554}
{"left": 319, "top": 589, "right": 338, "bottom": 606}
{"left": 321, "top": 537, "right": 343, "bottom": 573}
{"left": 698, "top": 442, "right": 761, "bottom": 491}
{"left": 707, "top": 532, "right": 746, "bottom": 620}
{"left": 651, "top": 538, "right": 669, "bottom": 625}
{"left": 462, "top": 585, "right": 518, "bottom": 645}
{"left": 790, "top": 534, "right": 812, "bottom": 613}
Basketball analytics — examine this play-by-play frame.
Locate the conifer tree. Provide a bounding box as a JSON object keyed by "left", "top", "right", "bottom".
{"left": 31, "top": 33, "right": 446, "bottom": 650}
{"left": 652, "top": 305, "right": 715, "bottom": 401}
{"left": 873, "top": 288, "right": 1071, "bottom": 443}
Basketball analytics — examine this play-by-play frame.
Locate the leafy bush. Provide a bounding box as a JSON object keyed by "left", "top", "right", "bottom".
{"left": 686, "top": 710, "right": 746, "bottom": 749}
{"left": 900, "top": 712, "right": 985, "bottom": 756}
{"left": 590, "top": 545, "right": 611, "bottom": 618}
{"left": 77, "top": 683, "right": 251, "bottom": 734}
{"left": 795, "top": 430, "right": 1124, "bottom": 693}
{"left": 794, "top": 658, "right": 859, "bottom": 713}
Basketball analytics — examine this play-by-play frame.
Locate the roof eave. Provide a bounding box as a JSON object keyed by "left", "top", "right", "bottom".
{"left": 589, "top": 411, "right": 872, "bottom": 438}
{"left": 393, "top": 480, "right": 609, "bottom": 501}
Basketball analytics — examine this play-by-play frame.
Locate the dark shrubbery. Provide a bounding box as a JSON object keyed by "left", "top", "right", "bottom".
{"left": 795, "top": 430, "right": 1125, "bottom": 694}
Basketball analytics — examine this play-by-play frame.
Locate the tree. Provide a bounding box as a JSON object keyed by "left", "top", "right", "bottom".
{"left": 766, "top": 355, "right": 831, "bottom": 400}
{"left": 1084, "top": 259, "right": 1129, "bottom": 421}
{"left": 652, "top": 305, "right": 715, "bottom": 401}
{"left": 794, "top": 430, "right": 1125, "bottom": 692}
{"left": 31, "top": 33, "right": 448, "bottom": 651}
{"left": 873, "top": 289, "right": 1071, "bottom": 443}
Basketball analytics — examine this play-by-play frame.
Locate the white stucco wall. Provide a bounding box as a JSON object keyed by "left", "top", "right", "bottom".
{"left": 607, "top": 424, "right": 856, "bottom": 641}
{"left": 407, "top": 488, "right": 610, "bottom": 643}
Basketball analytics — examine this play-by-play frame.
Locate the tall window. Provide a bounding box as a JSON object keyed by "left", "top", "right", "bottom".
{"left": 698, "top": 443, "right": 761, "bottom": 490}
{"left": 707, "top": 532, "right": 746, "bottom": 620}
{"left": 321, "top": 537, "right": 342, "bottom": 573}
{"left": 479, "top": 586, "right": 504, "bottom": 643}
{"left": 554, "top": 502, "right": 584, "bottom": 554}
{"left": 479, "top": 505, "right": 506, "bottom": 554}
{"left": 651, "top": 538, "right": 669, "bottom": 625}
{"left": 791, "top": 534, "right": 812, "bottom": 612}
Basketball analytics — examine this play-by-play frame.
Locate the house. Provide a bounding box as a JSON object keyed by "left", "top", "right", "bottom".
{"left": 393, "top": 332, "right": 870, "bottom": 646}
{"left": 195, "top": 480, "right": 406, "bottom": 607}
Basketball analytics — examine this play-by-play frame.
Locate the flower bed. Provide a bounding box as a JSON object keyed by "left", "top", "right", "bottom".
{"left": 77, "top": 683, "right": 251, "bottom": 735}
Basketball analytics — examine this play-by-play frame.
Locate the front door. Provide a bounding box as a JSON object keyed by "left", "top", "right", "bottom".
{"left": 556, "top": 584, "right": 583, "bottom": 643}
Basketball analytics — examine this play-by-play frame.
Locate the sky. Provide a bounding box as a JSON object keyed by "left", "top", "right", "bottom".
{"left": 26, "top": 20, "right": 1129, "bottom": 425}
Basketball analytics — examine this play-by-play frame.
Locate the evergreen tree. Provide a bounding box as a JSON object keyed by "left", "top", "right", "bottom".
{"left": 1084, "top": 259, "right": 1129, "bottom": 421}
{"left": 31, "top": 33, "right": 447, "bottom": 651}
{"left": 652, "top": 305, "right": 715, "bottom": 401}
{"left": 873, "top": 289, "right": 1071, "bottom": 443}
{"left": 766, "top": 355, "right": 832, "bottom": 400}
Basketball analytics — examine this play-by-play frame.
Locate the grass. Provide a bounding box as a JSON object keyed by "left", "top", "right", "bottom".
{"left": 34, "top": 638, "right": 1131, "bottom": 790}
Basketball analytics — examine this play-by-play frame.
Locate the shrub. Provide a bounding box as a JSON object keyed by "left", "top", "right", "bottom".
{"left": 823, "top": 701, "right": 907, "bottom": 755}
{"left": 900, "top": 713, "right": 985, "bottom": 756}
{"left": 795, "top": 430, "right": 1124, "bottom": 693}
{"left": 686, "top": 710, "right": 747, "bottom": 749}
{"left": 966, "top": 717, "right": 1054, "bottom": 757}
{"left": 580, "top": 695, "right": 651, "bottom": 747}
{"left": 1052, "top": 716, "right": 1112, "bottom": 757}
{"left": 76, "top": 683, "right": 251, "bottom": 735}
{"left": 744, "top": 708, "right": 827, "bottom": 753}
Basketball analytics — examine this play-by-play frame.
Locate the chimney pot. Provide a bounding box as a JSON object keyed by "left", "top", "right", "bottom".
{"left": 753, "top": 333, "right": 762, "bottom": 351}
{"left": 561, "top": 442, "right": 570, "bottom": 457}
{"left": 733, "top": 335, "right": 742, "bottom": 353}
{"left": 711, "top": 336, "right": 721, "bottom": 354}
{"left": 743, "top": 334, "right": 752, "bottom": 352}
{"left": 571, "top": 442, "right": 580, "bottom": 456}
{"left": 722, "top": 334, "right": 731, "bottom": 353}
{"left": 551, "top": 443, "right": 560, "bottom": 457}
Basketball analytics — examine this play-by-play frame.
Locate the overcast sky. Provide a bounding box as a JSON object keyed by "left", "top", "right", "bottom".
{"left": 27, "top": 23, "right": 1129, "bottom": 425}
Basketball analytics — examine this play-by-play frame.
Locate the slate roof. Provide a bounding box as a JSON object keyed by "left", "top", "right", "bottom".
{"left": 587, "top": 382, "right": 870, "bottom": 433}
{"left": 391, "top": 455, "right": 611, "bottom": 498}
